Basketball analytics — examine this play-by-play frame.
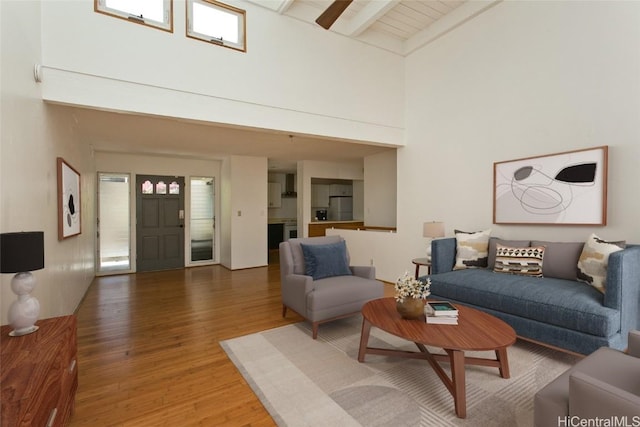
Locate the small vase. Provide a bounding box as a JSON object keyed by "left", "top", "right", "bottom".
{"left": 396, "top": 298, "right": 424, "bottom": 320}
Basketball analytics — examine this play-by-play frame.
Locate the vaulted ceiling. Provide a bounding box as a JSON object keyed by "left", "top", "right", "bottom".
{"left": 246, "top": 0, "right": 488, "bottom": 54}
{"left": 310, "top": 0, "right": 464, "bottom": 38}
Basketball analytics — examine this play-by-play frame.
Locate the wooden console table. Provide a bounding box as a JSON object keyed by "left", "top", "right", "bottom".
{"left": 1, "top": 315, "right": 78, "bottom": 426}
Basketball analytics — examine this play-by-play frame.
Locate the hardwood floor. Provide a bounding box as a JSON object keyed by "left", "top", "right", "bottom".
{"left": 70, "top": 264, "right": 393, "bottom": 426}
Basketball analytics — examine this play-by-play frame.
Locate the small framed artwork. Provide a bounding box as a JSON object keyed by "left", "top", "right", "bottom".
{"left": 57, "top": 157, "right": 81, "bottom": 239}
{"left": 493, "top": 146, "right": 608, "bottom": 225}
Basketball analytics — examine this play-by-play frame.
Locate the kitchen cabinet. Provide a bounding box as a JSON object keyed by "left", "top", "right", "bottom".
{"left": 330, "top": 184, "right": 352, "bottom": 196}
{"left": 268, "top": 223, "right": 284, "bottom": 249}
{"left": 311, "top": 184, "right": 330, "bottom": 207}
{"left": 268, "top": 182, "right": 282, "bottom": 208}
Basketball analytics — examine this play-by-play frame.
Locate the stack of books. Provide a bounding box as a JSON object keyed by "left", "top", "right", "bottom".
{"left": 424, "top": 301, "right": 459, "bottom": 325}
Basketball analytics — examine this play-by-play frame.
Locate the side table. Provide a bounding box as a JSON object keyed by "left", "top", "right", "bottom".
{"left": 412, "top": 257, "right": 431, "bottom": 279}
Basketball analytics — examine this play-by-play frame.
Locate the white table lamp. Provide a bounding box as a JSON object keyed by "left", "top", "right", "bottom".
{"left": 423, "top": 222, "right": 445, "bottom": 262}
{"left": 0, "top": 231, "right": 45, "bottom": 336}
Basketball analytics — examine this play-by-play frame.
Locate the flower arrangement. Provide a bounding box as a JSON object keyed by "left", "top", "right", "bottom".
{"left": 394, "top": 272, "right": 431, "bottom": 303}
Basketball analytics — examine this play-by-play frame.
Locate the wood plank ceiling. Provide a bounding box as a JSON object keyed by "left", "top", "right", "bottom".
{"left": 248, "top": 0, "right": 469, "bottom": 54}
{"left": 305, "top": 0, "right": 465, "bottom": 39}
{"left": 371, "top": 1, "right": 465, "bottom": 39}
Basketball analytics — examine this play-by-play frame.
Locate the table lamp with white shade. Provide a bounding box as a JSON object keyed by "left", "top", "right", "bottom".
{"left": 423, "top": 222, "right": 445, "bottom": 262}
{"left": 0, "top": 231, "right": 45, "bottom": 336}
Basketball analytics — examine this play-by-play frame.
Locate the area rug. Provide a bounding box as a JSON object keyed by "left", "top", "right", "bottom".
{"left": 220, "top": 316, "right": 579, "bottom": 426}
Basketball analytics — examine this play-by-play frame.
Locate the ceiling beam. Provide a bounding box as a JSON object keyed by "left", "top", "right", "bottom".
{"left": 243, "top": 0, "right": 292, "bottom": 13}
{"left": 346, "top": 0, "right": 400, "bottom": 37}
{"left": 404, "top": 0, "right": 501, "bottom": 55}
{"left": 277, "top": 0, "right": 295, "bottom": 14}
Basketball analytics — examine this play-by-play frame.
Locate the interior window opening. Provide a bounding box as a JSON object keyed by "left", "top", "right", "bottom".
{"left": 95, "top": 0, "right": 173, "bottom": 32}
{"left": 187, "top": 0, "right": 246, "bottom": 52}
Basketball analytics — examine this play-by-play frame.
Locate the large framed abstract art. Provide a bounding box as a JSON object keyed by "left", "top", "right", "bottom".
{"left": 57, "top": 157, "right": 81, "bottom": 239}
{"left": 493, "top": 146, "right": 608, "bottom": 225}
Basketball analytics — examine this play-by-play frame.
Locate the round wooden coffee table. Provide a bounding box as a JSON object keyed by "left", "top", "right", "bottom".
{"left": 357, "top": 297, "right": 516, "bottom": 418}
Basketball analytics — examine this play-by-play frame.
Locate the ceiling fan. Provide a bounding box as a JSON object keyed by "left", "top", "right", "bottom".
{"left": 315, "top": 0, "right": 353, "bottom": 30}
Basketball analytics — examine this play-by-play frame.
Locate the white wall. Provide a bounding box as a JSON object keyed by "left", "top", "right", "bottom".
{"left": 220, "top": 158, "right": 232, "bottom": 268}
{"left": 327, "top": 228, "right": 400, "bottom": 280}
{"left": 1, "top": 1, "right": 95, "bottom": 324}
{"left": 332, "top": 1, "right": 640, "bottom": 283}
{"left": 39, "top": 0, "right": 404, "bottom": 147}
{"left": 34, "top": 0, "right": 405, "bottom": 278}
{"left": 223, "top": 155, "right": 268, "bottom": 269}
{"left": 404, "top": 0, "right": 640, "bottom": 243}
{"left": 94, "top": 152, "right": 222, "bottom": 270}
{"left": 364, "top": 150, "right": 397, "bottom": 227}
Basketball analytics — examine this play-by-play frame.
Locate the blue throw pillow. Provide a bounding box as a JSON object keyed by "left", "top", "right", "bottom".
{"left": 300, "top": 241, "right": 352, "bottom": 280}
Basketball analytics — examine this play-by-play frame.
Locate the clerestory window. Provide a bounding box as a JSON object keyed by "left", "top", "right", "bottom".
{"left": 187, "top": 0, "right": 246, "bottom": 52}
{"left": 95, "top": 0, "right": 173, "bottom": 32}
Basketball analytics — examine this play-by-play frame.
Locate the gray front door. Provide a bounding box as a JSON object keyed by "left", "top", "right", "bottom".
{"left": 136, "top": 175, "right": 185, "bottom": 272}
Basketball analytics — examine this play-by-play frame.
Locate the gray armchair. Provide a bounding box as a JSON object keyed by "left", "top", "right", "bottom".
{"left": 534, "top": 330, "right": 640, "bottom": 426}
{"left": 279, "top": 236, "right": 384, "bottom": 339}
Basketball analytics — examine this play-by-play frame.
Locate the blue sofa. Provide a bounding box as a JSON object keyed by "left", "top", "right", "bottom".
{"left": 427, "top": 237, "right": 640, "bottom": 355}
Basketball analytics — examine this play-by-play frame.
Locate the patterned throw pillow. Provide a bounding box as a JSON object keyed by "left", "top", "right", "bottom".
{"left": 494, "top": 245, "right": 545, "bottom": 277}
{"left": 577, "top": 233, "right": 625, "bottom": 293}
{"left": 487, "top": 238, "right": 531, "bottom": 269}
{"left": 454, "top": 229, "right": 491, "bottom": 270}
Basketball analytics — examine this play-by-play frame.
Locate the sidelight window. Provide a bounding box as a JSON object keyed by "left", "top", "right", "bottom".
{"left": 98, "top": 173, "right": 131, "bottom": 273}
{"left": 190, "top": 177, "right": 215, "bottom": 262}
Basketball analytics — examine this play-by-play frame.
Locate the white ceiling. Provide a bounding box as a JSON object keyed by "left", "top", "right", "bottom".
{"left": 341, "top": 0, "right": 465, "bottom": 39}
{"left": 55, "top": 105, "right": 394, "bottom": 171}
{"left": 248, "top": 0, "right": 474, "bottom": 54}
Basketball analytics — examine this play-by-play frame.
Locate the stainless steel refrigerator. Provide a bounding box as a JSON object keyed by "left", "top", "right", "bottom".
{"left": 328, "top": 196, "right": 353, "bottom": 221}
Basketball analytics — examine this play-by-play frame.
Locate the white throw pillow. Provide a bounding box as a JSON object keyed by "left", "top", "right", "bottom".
{"left": 577, "top": 233, "right": 625, "bottom": 293}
